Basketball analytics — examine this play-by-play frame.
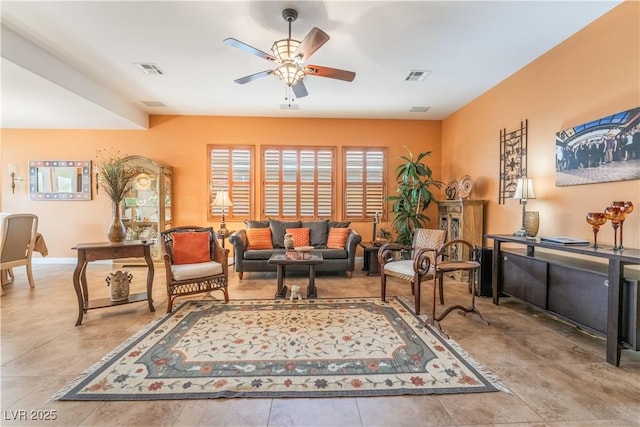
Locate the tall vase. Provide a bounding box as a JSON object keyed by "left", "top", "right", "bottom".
{"left": 107, "top": 202, "right": 127, "bottom": 243}
{"left": 523, "top": 211, "right": 540, "bottom": 237}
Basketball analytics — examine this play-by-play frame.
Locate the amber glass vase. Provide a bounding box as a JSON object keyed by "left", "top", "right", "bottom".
{"left": 604, "top": 206, "right": 625, "bottom": 251}
{"left": 586, "top": 212, "right": 607, "bottom": 249}
{"left": 611, "top": 201, "right": 634, "bottom": 251}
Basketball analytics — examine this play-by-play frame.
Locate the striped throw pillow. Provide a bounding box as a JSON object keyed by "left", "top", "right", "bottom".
{"left": 246, "top": 228, "right": 273, "bottom": 249}
{"left": 286, "top": 228, "right": 310, "bottom": 247}
{"left": 327, "top": 228, "right": 350, "bottom": 249}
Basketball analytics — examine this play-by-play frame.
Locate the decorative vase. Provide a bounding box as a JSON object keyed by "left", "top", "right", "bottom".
{"left": 106, "top": 270, "right": 132, "bottom": 302}
{"left": 107, "top": 203, "right": 127, "bottom": 243}
{"left": 284, "top": 233, "right": 295, "bottom": 250}
{"left": 523, "top": 211, "right": 539, "bottom": 237}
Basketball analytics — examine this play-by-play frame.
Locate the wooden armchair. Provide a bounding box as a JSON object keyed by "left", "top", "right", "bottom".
{"left": 379, "top": 228, "right": 446, "bottom": 315}
{"left": 160, "top": 226, "right": 229, "bottom": 312}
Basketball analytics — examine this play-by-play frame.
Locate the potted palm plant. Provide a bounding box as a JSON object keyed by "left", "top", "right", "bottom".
{"left": 388, "top": 147, "right": 443, "bottom": 246}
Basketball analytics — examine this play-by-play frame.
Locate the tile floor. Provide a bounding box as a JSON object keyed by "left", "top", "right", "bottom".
{"left": 1, "top": 263, "right": 639, "bottom": 427}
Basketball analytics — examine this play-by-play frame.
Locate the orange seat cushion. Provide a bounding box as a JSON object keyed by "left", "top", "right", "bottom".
{"left": 172, "top": 232, "right": 211, "bottom": 265}
{"left": 327, "top": 228, "right": 350, "bottom": 249}
{"left": 286, "top": 228, "right": 310, "bottom": 247}
{"left": 246, "top": 228, "right": 273, "bottom": 249}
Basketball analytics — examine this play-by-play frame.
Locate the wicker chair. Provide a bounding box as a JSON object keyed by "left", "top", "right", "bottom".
{"left": 160, "top": 226, "right": 229, "bottom": 312}
{"left": 379, "top": 228, "right": 446, "bottom": 315}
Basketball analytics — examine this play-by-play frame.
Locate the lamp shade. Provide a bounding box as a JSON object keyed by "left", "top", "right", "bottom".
{"left": 212, "top": 190, "right": 233, "bottom": 208}
{"left": 513, "top": 178, "right": 536, "bottom": 200}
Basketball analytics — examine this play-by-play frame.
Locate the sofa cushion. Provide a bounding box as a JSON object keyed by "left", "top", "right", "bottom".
{"left": 172, "top": 231, "right": 210, "bottom": 265}
{"left": 245, "top": 220, "right": 270, "bottom": 229}
{"left": 327, "top": 227, "right": 350, "bottom": 249}
{"left": 243, "top": 249, "right": 284, "bottom": 260}
{"left": 246, "top": 228, "right": 273, "bottom": 249}
{"left": 286, "top": 228, "right": 310, "bottom": 247}
{"left": 321, "top": 248, "right": 348, "bottom": 259}
{"left": 302, "top": 220, "right": 329, "bottom": 247}
{"left": 270, "top": 220, "right": 301, "bottom": 248}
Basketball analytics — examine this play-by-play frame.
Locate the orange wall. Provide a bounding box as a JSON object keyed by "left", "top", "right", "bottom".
{"left": 1, "top": 117, "right": 441, "bottom": 257}
{"left": 442, "top": 1, "right": 640, "bottom": 249}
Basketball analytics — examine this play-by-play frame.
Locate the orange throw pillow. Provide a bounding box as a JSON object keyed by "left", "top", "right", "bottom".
{"left": 172, "top": 232, "right": 210, "bottom": 265}
{"left": 286, "top": 228, "right": 310, "bottom": 247}
{"left": 246, "top": 228, "right": 273, "bottom": 249}
{"left": 327, "top": 228, "right": 350, "bottom": 249}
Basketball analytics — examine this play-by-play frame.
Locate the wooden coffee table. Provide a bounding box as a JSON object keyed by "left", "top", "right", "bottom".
{"left": 267, "top": 253, "right": 324, "bottom": 299}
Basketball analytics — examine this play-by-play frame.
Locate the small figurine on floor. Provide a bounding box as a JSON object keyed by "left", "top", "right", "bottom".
{"left": 290, "top": 285, "right": 303, "bottom": 301}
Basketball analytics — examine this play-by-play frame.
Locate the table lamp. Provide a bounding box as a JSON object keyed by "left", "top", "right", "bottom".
{"left": 212, "top": 190, "right": 233, "bottom": 235}
{"left": 513, "top": 177, "right": 536, "bottom": 237}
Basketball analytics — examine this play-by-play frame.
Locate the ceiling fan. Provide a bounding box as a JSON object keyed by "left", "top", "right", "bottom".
{"left": 223, "top": 8, "right": 356, "bottom": 99}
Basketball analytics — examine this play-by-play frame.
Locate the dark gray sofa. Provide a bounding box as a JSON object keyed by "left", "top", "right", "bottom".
{"left": 228, "top": 219, "right": 361, "bottom": 279}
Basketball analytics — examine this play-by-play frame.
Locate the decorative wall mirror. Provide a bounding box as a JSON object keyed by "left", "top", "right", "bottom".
{"left": 29, "top": 160, "right": 92, "bottom": 200}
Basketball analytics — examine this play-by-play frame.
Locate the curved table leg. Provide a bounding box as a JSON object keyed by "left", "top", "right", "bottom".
{"left": 144, "top": 247, "right": 155, "bottom": 312}
{"left": 73, "top": 261, "right": 87, "bottom": 326}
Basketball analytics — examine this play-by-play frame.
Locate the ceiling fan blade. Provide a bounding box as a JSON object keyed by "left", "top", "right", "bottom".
{"left": 234, "top": 70, "right": 274, "bottom": 84}
{"left": 291, "top": 80, "right": 308, "bottom": 98}
{"left": 304, "top": 65, "right": 356, "bottom": 82}
{"left": 223, "top": 38, "right": 276, "bottom": 62}
{"left": 293, "top": 27, "right": 330, "bottom": 62}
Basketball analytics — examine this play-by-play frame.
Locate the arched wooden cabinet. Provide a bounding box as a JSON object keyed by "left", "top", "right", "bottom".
{"left": 120, "top": 156, "right": 173, "bottom": 262}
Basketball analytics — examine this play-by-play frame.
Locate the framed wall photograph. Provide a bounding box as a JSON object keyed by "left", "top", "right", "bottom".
{"left": 555, "top": 106, "right": 640, "bottom": 186}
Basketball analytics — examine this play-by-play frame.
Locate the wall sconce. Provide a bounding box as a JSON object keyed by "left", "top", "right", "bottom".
{"left": 8, "top": 163, "right": 23, "bottom": 194}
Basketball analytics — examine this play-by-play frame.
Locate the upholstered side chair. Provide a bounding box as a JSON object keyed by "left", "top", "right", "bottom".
{"left": 379, "top": 228, "right": 446, "bottom": 315}
{"left": 1, "top": 213, "right": 39, "bottom": 294}
{"left": 430, "top": 239, "right": 488, "bottom": 335}
{"left": 160, "top": 226, "right": 229, "bottom": 312}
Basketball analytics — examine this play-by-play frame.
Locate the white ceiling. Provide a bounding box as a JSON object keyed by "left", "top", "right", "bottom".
{"left": 1, "top": 1, "right": 621, "bottom": 130}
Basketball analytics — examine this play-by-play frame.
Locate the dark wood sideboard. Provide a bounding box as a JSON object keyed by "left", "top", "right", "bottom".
{"left": 486, "top": 234, "right": 640, "bottom": 367}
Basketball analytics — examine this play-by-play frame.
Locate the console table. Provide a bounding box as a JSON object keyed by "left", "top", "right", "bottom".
{"left": 486, "top": 234, "right": 640, "bottom": 367}
{"left": 72, "top": 241, "right": 155, "bottom": 326}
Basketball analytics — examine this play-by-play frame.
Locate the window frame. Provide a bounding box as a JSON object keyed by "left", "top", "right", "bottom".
{"left": 207, "top": 145, "right": 255, "bottom": 221}
{"left": 342, "top": 146, "right": 388, "bottom": 222}
{"left": 261, "top": 146, "right": 336, "bottom": 219}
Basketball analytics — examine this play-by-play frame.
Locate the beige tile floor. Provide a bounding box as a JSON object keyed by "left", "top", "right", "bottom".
{"left": 1, "top": 263, "right": 639, "bottom": 427}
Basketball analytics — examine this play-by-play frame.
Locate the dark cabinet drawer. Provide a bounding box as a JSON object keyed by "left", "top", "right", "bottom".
{"left": 500, "top": 252, "right": 548, "bottom": 309}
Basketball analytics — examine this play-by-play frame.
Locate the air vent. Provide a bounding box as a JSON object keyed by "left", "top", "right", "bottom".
{"left": 135, "top": 63, "right": 165, "bottom": 75}
{"left": 409, "top": 106, "right": 431, "bottom": 113}
{"left": 280, "top": 104, "right": 300, "bottom": 110}
{"left": 141, "top": 101, "right": 167, "bottom": 108}
{"left": 404, "top": 70, "right": 431, "bottom": 82}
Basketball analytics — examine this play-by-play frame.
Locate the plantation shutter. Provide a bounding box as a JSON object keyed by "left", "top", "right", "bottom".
{"left": 262, "top": 147, "right": 334, "bottom": 218}
{"left": 344, "top": 148, "right": 386, "bottom": 220}
{"left": 208, "top": 146, "right": 253, "bottom": 220}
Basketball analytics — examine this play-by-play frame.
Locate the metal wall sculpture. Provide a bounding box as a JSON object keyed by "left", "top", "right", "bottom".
{"left": 499, "top": 120, "right": 528, "bottom": 204}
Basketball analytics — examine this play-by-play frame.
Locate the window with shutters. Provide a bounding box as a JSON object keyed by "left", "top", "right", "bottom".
{"left": 343, "top": 147, "right": 387, "bottom": 221}
{"left": 262, "top": 147, "right": 334, "bottom": 219}
{"left": 208, "top": 146, "right": 253, "bottom": 220}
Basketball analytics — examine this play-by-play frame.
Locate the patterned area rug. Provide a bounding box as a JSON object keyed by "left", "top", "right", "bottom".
{"left": 52, "top": 297, "right": 507, "bottom": 400}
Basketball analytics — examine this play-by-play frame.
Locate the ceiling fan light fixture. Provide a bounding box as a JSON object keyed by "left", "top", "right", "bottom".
{"left": 273, "top": 63, "right": 305, "bottom": 86}
{"left": 272, "top": 39, "right": 300, "bottom": 63}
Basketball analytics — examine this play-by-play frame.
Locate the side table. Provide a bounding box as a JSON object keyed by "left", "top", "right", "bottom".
{"left": 72, "top": 241, "right": 155, "bottom": 326}
{"left": 359, "top": 242, "right": 381, "bottom": 276}
{"left": 216, "top": 230, "right": 234, "bottom": 249}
